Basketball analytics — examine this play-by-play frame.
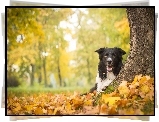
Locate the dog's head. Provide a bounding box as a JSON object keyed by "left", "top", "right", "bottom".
{"left": 95, "top": 47, "right": 126, "bottom": 72}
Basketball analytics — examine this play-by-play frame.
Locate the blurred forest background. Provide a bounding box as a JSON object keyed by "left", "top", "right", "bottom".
{"left": 7, "top": 8, "right": 130, "bottom": 92}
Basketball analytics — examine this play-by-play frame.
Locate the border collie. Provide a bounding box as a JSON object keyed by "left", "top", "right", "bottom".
{"left": 89, "top": 47, "right": 126, "bottom": 94}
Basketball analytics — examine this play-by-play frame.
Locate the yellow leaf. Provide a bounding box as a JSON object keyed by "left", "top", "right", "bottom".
{"left": 132, "top": 95, "right": 137, "bottom": 101}
{"left": 139, "top": 76, "right": 147, "bottom": 84}
{"left": 132, "top": 75, "right": 138, "bottom": 84}
{"left": 53, "top": 108, "right": 58, "bottom": 115}
{"left": 101, "top": 94, "right": 110, "bottom": 99}
{"left": 84, "top": 100, "right": 92, "bottom": 106}
{"left": 25, "top": 105, "right": 34, "bottom": 111}
{"left": 118, "top": 81, "right": 130, "bottom": 98}
{"left": 102, "top": 96, "right": 120, "bottom": 107}
{"left": 140, "top": 85, "right": 150, "bottom": 94}
{"left": 13, "top": 103, "right": 21, "bottom": 112}
{"left": 65, "top": 103, "right": 72, "bottom": 110}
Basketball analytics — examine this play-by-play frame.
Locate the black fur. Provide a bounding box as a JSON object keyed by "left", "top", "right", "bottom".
{"left": 89, "top": 47, "right": 126, "bottom": 93}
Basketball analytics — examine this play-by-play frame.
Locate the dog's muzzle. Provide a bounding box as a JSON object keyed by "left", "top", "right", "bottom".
{"left": 107, "top": 58, "right": 113, "bottom": 72}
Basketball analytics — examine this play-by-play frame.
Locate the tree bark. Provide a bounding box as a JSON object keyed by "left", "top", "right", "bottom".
{"left": 38, "top": 42, "right": 42, "bottom": 84}
{"left": 30, "top": 64, "right": 35, "bottom": 86}
{"left": 57, "top": 47, "right": 62, "bottom": 87}
{"left": 57, "top": 61, "right": 62, "bottom": 87}
{"left": 43, "top": 57, "right": 47, "bottom": 87}
{"left": 111, "top": 8, "right": 154, "bottom": 88}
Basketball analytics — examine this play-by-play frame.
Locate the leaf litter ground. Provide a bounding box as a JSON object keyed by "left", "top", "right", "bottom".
{"left": 7, "top": 75, "right": 154, "bottom": 115}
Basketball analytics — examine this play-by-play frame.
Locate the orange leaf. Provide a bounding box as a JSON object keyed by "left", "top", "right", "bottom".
{"left": 116, "top": 99, "right": 128, "bottom": 108}
{"left": 108, "top": 106, "right": 118, "bottom": 115}
{"left": 34, "top": 107, "right": 43, "bottom": 115}
{"left": 65, "top": 102, "right": 72, "bottom": 110}
{"left": 13, "top": 103, "right": 21, "bottom": 112}
{"left": 47, "top": 109, "right": 54, "bottom": 115}
{"left": 99, "top": 104, "right": 108, "bottom": 115}
{"left": 139, "top": 76, "right": 147, "bottom": 84}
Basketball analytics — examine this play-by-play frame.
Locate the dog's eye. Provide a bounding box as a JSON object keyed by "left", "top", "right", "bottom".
{"left": 104, "top": 54, "right": 108, "bottom": 57}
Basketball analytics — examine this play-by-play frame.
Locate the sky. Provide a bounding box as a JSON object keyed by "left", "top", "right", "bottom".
{"left": 60, "top": 8, "right": 88, "bottom": 52}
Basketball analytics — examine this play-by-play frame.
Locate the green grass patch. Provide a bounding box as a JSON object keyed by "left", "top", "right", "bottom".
{"left": 7, "top": 86, "right": 90, "bottom": 96}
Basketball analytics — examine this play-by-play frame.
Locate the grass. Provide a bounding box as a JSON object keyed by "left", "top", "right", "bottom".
{"left": 7, "top": 85, "right": 90, "bottom": 96}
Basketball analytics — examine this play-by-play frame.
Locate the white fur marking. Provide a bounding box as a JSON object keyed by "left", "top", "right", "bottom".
{"left": 107, "top": 57, "right": 112, "bottom": 61}
{"left": 96, "top": 72, "right": 116, "bottom": 93}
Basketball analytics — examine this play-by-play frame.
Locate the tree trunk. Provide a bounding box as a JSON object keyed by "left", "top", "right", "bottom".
{"left": 38, "top": 65, "right": 42, "bottom": 84}
{"left": 38, "top": 42, "right": 42, "bottom": 84}
{"left": 57, "top": 58, "right": 62, "bottom": 87}
{"left": 86, "top": 58, "right": 91, "bottom": 84}
{"left": 38, "top": 70, "right": 42, "bottom": 84}
{"left": 56, "top": 47, "right": 62, "bottom": 87}
{"left": 43, "top": 57, "right": 47, "bottom": 87}
{"left": 111, "top": 8, "right": 154, "bottom": 88}
{"left": 30, "top": 64, "right": 35, "bottom": 86}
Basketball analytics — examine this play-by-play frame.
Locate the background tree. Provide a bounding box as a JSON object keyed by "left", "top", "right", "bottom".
{"left": 73, "top": 8, "right": 130, "bottom": 86}
{"left": 110, "top": 8, "right": 154, "bottom": 88}
{"left": 7, "top": 8, "right": 132, "bottom": 89}
{"left": 7, "top": 8, "right": 73, "bottom": 87}
{"left": 7, "top": 8, "right": 45, "bottom": 86}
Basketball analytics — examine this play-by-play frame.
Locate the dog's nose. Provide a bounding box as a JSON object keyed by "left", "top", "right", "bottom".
{"left": 107, "top": 58, "right": 112, "bottom": 64}
{"left": 107, "top": 60, "right": 112, "bottom": 64}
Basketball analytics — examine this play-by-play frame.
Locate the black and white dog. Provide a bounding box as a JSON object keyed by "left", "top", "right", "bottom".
{"left": 89, "top": 47, "right": 126, "bottom": 94}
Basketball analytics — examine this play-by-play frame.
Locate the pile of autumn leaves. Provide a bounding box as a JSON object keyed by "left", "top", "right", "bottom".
{"left": 7, "top": 75, "right": 154, "bottom": 115}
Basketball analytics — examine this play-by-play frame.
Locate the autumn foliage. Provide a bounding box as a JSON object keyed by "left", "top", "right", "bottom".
{"left": 7, "top": 75, "right": 154, "bottom": 115}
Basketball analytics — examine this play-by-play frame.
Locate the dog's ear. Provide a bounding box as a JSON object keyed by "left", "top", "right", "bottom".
{"left": 95, "top": 47, "right": 106, "bottom": 54}
{"left": 115, "top": 47, "right": 126, "bottom": 55}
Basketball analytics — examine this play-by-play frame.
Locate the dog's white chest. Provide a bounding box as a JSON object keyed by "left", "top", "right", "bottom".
{"left": 96, "top": 72, "right": 116, "bottom": 93}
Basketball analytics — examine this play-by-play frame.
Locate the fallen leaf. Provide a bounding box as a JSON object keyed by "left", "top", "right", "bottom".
{"left": 99, "top": 104, "right": 108, "bottom": 115}
{"left": 34, "top": 107, "right": 43, "bottom": 115}
{"left": 102, "top": 95, "right": 120, "bottom": 107}
{"left": 108, "top": 106, "right": 118, "bottom": 115}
